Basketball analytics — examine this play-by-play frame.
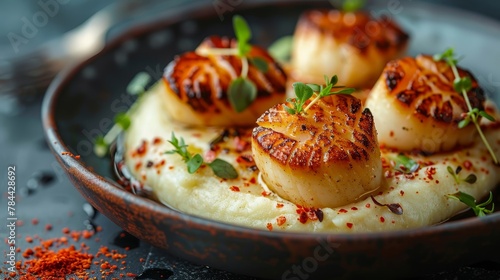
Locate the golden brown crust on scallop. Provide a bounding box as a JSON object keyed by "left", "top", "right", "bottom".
{"left": 383, "top": 54, "right": 485, "bottom": 124}
{"left": 252, "top": 95, "right": 378, "bottom": 169}
{"left": 297, "top": 9, "right": 409, "bottom": 54}
{"left": 163, "top": 36, "right": 287, "bottom": 113}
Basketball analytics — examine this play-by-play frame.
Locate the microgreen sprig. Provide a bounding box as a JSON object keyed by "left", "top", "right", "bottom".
{"left": 391, "top": 154, "right": 420, "bottom": 174}
{"left": 166, "top": 133, "right": 238, "bottom": 179}
{"left": 433, "top": 48, "right": 498, "bottom": 164}
{"left": 285, "top": 75, "right": 355, "bottom": 115}
{"left": 447, "top": 191, "right": 494, "bottom": 217}
{"left": 446, "top": 165, "right": 477, "bottom": 184}
{"left": 284, "top": 83, "right": 313, "bottom": 115}
{"left": 94, "top": 72, "right": 151, "bottom": 157}
{"left": 198, "top": 15, "right": 269, "bottom": 113}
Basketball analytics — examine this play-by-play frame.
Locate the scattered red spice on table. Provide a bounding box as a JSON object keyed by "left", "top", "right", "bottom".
{"left": 23, "top": 245, "right": 93, "bottom": 278}
{"left": 2, "top": 224, "right": 135, "bottom": 279}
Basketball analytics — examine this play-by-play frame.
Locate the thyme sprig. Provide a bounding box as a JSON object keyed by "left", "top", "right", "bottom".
{"left": 447, "top": 191, "right": 494, "bottom": 217}
{"left": 446, "top": 165, "right": 477, "bottom": 184}
{"left": 94, "top": 72, "right": 151, "bottom": 157}
{"left": 433, "top": 48, "right": 498, "bottom": 164}
{"left": 166, "top": 133, "right": 238, "bottom": 179}
{"left": 198, "top": 15, "right": 268, "bottom": 113}
{"left": 285, "top": 75, "right": 355, "bottom": 115}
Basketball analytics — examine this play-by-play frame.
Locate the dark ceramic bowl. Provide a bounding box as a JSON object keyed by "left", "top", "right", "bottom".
{"left": 42, "top": 1, "right": 500, "bottom": 279}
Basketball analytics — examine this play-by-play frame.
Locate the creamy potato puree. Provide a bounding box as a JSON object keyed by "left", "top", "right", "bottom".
{"left": 124, "top": 83, "right": 500, "bottom": 232}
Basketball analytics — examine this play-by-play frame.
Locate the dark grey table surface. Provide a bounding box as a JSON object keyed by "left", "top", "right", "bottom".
{"left": 1, "top": 0, "right": 500, "bottom": 279}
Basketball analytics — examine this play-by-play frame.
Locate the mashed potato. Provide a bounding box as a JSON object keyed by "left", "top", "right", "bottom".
{"left": 124, "top": 83, "right": 500, "bottom": 233}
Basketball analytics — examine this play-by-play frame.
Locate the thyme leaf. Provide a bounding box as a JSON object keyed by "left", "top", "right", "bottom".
{"left": 392, "top": 154, "right": 419, "bottom": 173}
{"left": 228, "top": 77, "right": 257, "bottom": 113}
{"left": 199, "top": 15, "right": 264, "bottom": 113}
{"left": 208, "top": 159, "right": 238, "bottom": 179}
{"left": 446, "top": 165, "right": 477, "bottom": 184}
{"left": 233, "top": 15, "right": 252, "bottom": 57}
{"left": 285, "top": 82, "right": 314, "bottom": 115}
{"left": 166, "top": 133, "right": 238, "bottom": 179}
{"left": 187, "top": 154, "right": 204, "bottom": 174}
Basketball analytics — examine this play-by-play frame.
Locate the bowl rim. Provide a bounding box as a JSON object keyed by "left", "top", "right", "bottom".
{"left": 41, "top": 0, "right": 500, "bottom": 244}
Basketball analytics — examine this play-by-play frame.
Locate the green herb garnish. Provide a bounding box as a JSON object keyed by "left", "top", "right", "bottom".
{"left": 94, "top": 136, "right": 108, "bottom": 158}
{"left": 93, "top": 72, "right": 151, "bottom": 157}
{"left": 434, "top": 48, "right": 498, "bottom": 164}
{"left": 208, "top": 159, "right": 239, "bottom": 179}
{"left": 342, "top": 0, "right": 366, "bottom": 12}
{"left": 268, "top": 35, "right": 294, "bottom": 63}
{"left": 166, "top": 133, "right": 238, "bottom": 179}
{"left": 198, "top": 15, "right": 269, "bottom": 113}
{"left": 447, "top": 191, "right": 494, "bottom": 217}
{"left": 228, "top": 77, "right": 257, "bottom": 113}
{"left": 392, "top": 154, "right": 419, "bottom": 174}
{"left": 114, "top": 113, "right": 131, "bottom": 130}
{"left": 284, "top": 82, "right": 313, "bottom": 115}
{"left": 249, "top": 57, "right": 269, "bottom": 73}
{"left": 446, "top": 165, "right": 477, "bottom": 184}
{"left": 285, "top": 75, "right": 355, "bottom": 115}
{"left": 126, "top": 72, "right": 152, "bottom": 95}
{"left": 329, "top": 0, "right": 366, "bottom": 12}
{"left": 233, "top": 15, "right": 252, "bottom": 57}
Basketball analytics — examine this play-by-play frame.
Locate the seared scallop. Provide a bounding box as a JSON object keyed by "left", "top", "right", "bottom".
{"left": 365, "top": 54, "right": 485, "bottom": 153}
{"left": 288, "top": 9, "right": 408, "bottom": 93}
{"left": 252, "top": 94, "right": 382, "bottom": 208}
{"left": 162, "top": 36, "right": 287, "bottom": 127}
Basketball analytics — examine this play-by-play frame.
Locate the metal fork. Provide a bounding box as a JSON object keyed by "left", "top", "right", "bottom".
{"left": 0, "top": 0, "right": 200, "bottom": 101}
